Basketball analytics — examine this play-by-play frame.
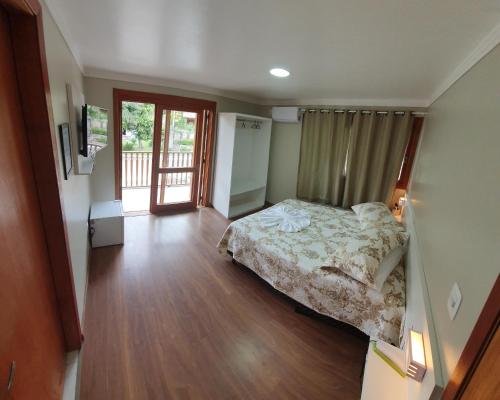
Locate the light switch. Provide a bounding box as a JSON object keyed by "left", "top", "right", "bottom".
{"left": 447, "top": 282, "right": 462, "bottom": 320}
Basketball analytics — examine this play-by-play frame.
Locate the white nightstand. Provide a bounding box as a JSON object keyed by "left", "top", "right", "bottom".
{"left": 89, "top": 200, "right": 124, "bottom": 248}
{"left": 361, "top": 341, "right": 407, "bottom": 400}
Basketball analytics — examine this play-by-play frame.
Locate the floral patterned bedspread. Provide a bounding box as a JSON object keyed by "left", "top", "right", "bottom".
{"left": 217, "top": 199, "right": 405, "bottom": 345}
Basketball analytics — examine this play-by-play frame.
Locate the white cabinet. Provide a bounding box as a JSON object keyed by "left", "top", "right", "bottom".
{"left": 89, "top": 201, "right": 124, "bottom": 248}
{"left": 361, "top": 341, "right": 407, "bottom": 400}
{"left": 213, "top": 113, "right": 272, "bottom": 218}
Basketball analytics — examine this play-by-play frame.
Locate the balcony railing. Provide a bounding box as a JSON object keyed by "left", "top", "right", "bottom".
{"left": 122, "top": 151, "right": 193, "bottom": 188}
{"left": 88, "top": 143, "right": 102, "bottom": 155}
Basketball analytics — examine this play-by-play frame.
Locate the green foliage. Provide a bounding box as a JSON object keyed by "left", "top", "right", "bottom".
{"left": 122, "top": 102, "right": 140, "bottom": 132}
{"left": 136, "top": 104, "right": 154, "bottom": 148}
{"left": 120, "top": 105, "right": 196, "bottom": 152}
{"left": 121, "top": 102, "right": 154, "bottom": 149}
{"left": 88, "top": 105, "right": 107, "bottom": 121}
{"left": 91, "top": 127, "right": 107, "bottom": 135}
{"left": 122, "top": 141, "right": 135, "bottom": 151}
{"left": 122, "top": 137, "right": 137, "bottom": 151}
{"left": 178, "top": 139, "right": 194, "bottom": 146}
{"left": 173, "top": 112, "right": 189, "bottom": 131}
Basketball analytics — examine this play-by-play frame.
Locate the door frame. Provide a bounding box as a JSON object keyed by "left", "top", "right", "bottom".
{"left": 442, "top": 275, "right": 499, "bottom": 399}
{"left": 113, "top": 89, "right": 217, "bottom": 210}
{"left": 1, "top": 0, "right": 82, "bottom": 350}
{"left": 150, "top": 105, "right": 204, "bottom": 213}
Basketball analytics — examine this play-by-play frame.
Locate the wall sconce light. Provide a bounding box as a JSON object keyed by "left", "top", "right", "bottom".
{"left": 398, "top": 195, "right": 408, "bottom": 208}
{"left": 407, "top": 330, "right": 427, "bottom": 382}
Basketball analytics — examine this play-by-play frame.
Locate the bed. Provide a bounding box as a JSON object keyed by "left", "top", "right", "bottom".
{"left": 217, "top": 199, "right": 406, "bottom": 345}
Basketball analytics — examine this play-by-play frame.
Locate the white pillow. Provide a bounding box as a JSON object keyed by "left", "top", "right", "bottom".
{"left": 330, "top": 225, "right": 409, "bottom": 289}
{"left": 351, "top": 202, "right": 399, "bottom": 229}
{"left": 374, "top": 244, "right": 407, "bottom": 291}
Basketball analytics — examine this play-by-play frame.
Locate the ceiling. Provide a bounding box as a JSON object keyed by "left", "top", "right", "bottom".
{"left": 45, "top": 0, "right": 500, "bottom": 106}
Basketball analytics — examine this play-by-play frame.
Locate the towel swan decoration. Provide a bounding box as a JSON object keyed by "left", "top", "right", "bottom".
{"left": 259, "top": 205, "right": 311, "bottom": 232}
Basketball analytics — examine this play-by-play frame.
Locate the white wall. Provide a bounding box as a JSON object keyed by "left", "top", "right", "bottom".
{"left": 409, "top": 43, "right": 500, "bottom": 383}
{"left": 266, "top": 122, "right": 302, "bottom": 204}
{"left": 84, "top": 77, "right": 263, "bottom": 201}
{"left": 42, "top": 0, "right": 90, "bottom": 333}
{"left": 42, "top": 2, "right": 91, "bottom": 399}
{"left": 403, "top": 202, "right": 443, "bottom": 399}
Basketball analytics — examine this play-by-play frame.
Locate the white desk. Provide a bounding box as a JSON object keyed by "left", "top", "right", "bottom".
{"left": 361, "top": 341, "right": 407, "bottom": 400}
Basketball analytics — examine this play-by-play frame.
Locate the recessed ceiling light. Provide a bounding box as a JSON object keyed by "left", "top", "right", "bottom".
{"left": 270, "top": 68, "right": 290, "bottom": 78}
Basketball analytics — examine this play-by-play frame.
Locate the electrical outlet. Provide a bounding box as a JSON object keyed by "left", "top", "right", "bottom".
{"left": 447, "top": 282, "right": 462, "bottom": 320}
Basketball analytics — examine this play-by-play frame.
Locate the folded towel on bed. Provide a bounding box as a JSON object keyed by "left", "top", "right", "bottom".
{"left": 259, "top": 205, "right": 311, "bottom": 232}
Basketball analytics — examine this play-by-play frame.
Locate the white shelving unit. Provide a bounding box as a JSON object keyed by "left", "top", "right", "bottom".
{"left": 213, "top": 113, "right": 272, "bottom": 218}
{"left": 361, "top": 341, "right": 407, "bottom": 400}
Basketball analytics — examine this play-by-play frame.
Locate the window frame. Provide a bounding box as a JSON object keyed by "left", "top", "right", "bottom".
{"left": 396, "top": 117, "right": 424, "bottom": 190}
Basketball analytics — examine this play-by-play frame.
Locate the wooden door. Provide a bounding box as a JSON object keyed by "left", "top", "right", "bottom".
{"left": 150, "top": 107, "right": 204, "bottom": 212}
{"left": 113, "top": 89, "right": 216, "bottom": 211}
{"left": 0, "top": 7, "right": 66, "bottom": 399}
{"left": 461, "top": 327, "right": 500, "bottom": 399}
{"left": 442, "top": 276, "right": 499, "bottom": 399}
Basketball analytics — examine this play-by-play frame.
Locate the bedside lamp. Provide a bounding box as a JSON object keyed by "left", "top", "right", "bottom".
{"left": 407, "top": 330, "right": 427, "bottom": 382}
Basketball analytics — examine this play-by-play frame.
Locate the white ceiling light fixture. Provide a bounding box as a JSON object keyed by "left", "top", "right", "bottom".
{"left": 270, "top": 68, "right": 290, "bottom": 78}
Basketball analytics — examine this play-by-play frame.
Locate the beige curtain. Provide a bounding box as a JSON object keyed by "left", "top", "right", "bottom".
{"left": 297, "top": 111, "right": 351, "bottom": 205}
{"left": 341, "top": 112, "right": 413, "bottom": 208}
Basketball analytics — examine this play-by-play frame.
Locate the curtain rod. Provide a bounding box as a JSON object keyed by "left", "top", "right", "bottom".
{"left": 236, "top": 118, "right": 263, "bottom": 123}
{"left": 299, "top": 108, "right": 427, "bottom": 116}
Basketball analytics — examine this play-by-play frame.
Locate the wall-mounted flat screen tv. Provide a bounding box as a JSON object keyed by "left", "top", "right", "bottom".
{"left": 80, "top": 104, "right": 109, "bottom": 157}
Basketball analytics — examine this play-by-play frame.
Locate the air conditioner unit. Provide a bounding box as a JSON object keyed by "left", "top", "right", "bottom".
{"left": 271, "top": 107, "right": 301, "bottom": 123}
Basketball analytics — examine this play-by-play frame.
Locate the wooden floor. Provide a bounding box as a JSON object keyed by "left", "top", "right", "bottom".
{"left": 80, "top": 208, "right": 368, "bottom": 400}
